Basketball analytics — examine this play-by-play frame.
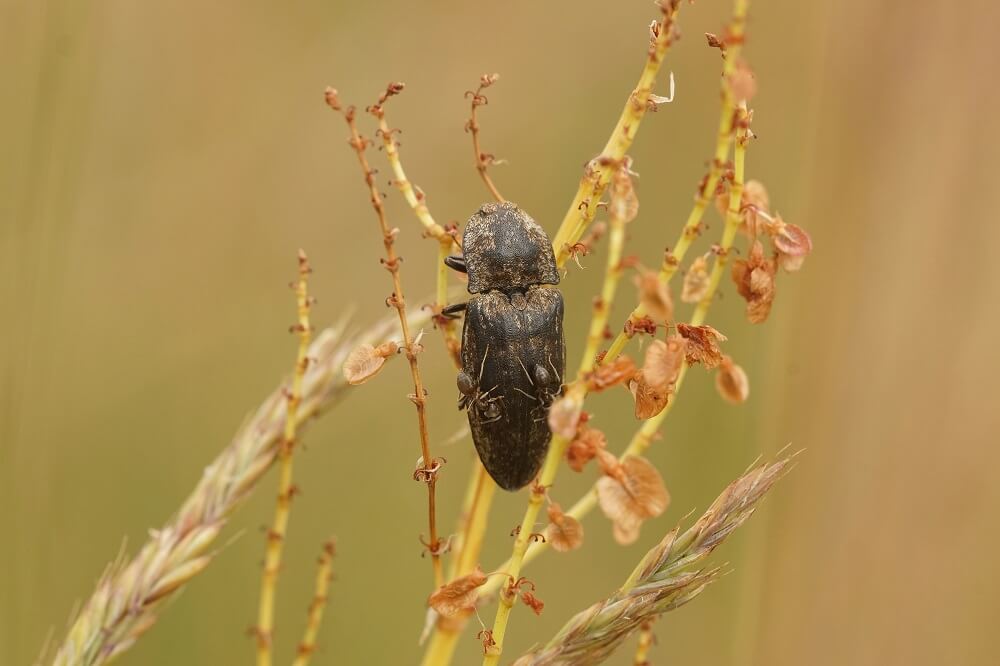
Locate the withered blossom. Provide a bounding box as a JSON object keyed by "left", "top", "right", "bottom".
{"left": 715, "top": 355, "right": 750, "bottom": 404}
{"left": 546, "top": 503, "right": 584, "bottom": 552}
{"left": 596, "top": 456, "right": 670, "bottom": 545}
{"left": 634, "top": 268, "right": 674, "bottom": 323}
{"left": 676, "top": 323, "right": 728, "bottom": 369}
{"left": 521, "top": 589, "right": 545, "bottom": 616}
{"left": 566, "top": 425, "right": 607, "bottom": 473}
{"left": 770, "top": 216, "right": 813, "bottom": 272}
{"left": 681, "top": 254, "right": 711, "bottom": 304}
{"left": 427, "top": 566, "right": 487, "bottom": 617}
{"left": 586, "top": 356, "right": 637, "bottom": 392}
{"left": 342, "top": 341, "right": 399, "bottom": 385}
{"left": 628, "top": 336, "right": 686, "bottom": 419}
{"left": 548, "top": 394, "right": 583, "bottom": 439}
{"left": 731, "top": 239, "right": 777, "bottom": 324}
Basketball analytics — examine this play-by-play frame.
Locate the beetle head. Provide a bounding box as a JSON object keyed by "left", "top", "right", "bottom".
{"left": 462, "top": 202, "right": 560, "bottom": 294}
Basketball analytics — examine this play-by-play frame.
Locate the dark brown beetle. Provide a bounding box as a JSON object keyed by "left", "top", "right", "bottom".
{"left": 444, "top": 202, "right": 565, "bottom": 490}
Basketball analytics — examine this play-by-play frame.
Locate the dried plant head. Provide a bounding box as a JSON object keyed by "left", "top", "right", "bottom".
{"left": 676, "top": 323, "right": 727, "bottom": 369}
{"left": 715, "top": 355, "right": 750, "bottom": 404}
{"left": 609, "top": 163, "right": 640, "bottom": 223}
{"left": 566, "top": 424, "right": 607, "bottom": 473}
{"left": 628, "top": 336, "right": 686, "bottom": 419}
{"left": 769, "top": 215, "right": 813, "bottom": 272}
{"left": 342, "top": 341, "right": 399, "bottom": 385}
{"left": 681, "top": 254, "right": 711, "bottom": 303}
{"left": 731, "top": 239, "right": 777, "bottom": 323}
{"left": 548, "top": 393, "right": 584, "bottom": 439}
{"left": 727, "top": 58, "right": 757, "bottom": 103}
{"left": 586, "top": 355, "right": 637, "bottom": 393}
{"left": 546, "top": 503, "right": 584, "bottom": 552}
{"left": 427, "top": 566, "right": 488, "bottom": 617}
{"left": 596, "top": 456, "right": 670, "bottom": 545}
{"left": 634, "top": 267, "right": 674, "bottom": 323}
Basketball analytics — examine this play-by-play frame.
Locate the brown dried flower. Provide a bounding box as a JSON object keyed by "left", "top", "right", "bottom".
{"left": 596, "top": 456, "right": 670, "bottom": 545}
{"left": 342, "top": 341, "right": 398, "bottom": 385}
{"left": 634, "top": 269, "right": 674, "bottom": 323}
{"left": 586, "top": 356, "right": 637, "bottom": 392}
{"left": 427, "top": 566, "right": 488, "bottom": 617}
{"left": 676, "top": 323, "right": 727, "bottom": 369}
{"left": 681, "top": 254, "right": 711, "bottom": 304}
{"left": 731, "top": 239, "right": 777, "bottom": 324}
{"left": 521, "top": 589, "right": 545, "bottom": 616}
{"left": 548, "top": 394, "right": 583, "bottom": 439}
{"left": 566, "top": 425, "right": 607, "bottom": 472}
{"left": 546, "top": 503, "right": 584, "bottom": 552}
{"left": 628, "top": 336, "right": 685, "bottom": 420}
{"left": 770, "top": 216, "right": 813, "bottom": 272}
{"left": 715, "top": 355, "right": 749, "bottom": 404}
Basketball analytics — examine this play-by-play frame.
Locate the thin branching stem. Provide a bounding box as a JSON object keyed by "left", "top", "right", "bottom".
{"left": 465, "top": 75, "right": 505, "bottom": 202}
{"left": 368, "top": 83, "right": 463, "bottom": 367}
{"left": 604, "top": 0, "right": 749, "bottom": 362}
{"left": 326, "top": 90, "right": 444, "bottom": 589}
{"left": 550, "top": 0, "right": 682, "bottom": 268}
{"left": 255, "top": 251, "right": 314, "bottom": 666}
{"left": 291, "top": 540, "right": 336, "bottom": 666}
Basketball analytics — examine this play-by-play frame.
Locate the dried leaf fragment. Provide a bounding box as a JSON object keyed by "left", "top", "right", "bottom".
{"left": 676, "top": 323, "right": 727, "bottom": 369}
{"left": 731, "top": 240, "right": 777, "bottom": 324}
{"left": 566, "top": 425, "right": 607, "bottom": 472}
{"left": 681, "top": 254, "right": 711, "bottom": 303}
{"left": 628, "top": 336, "right": 686, "bottom": 420}
{"left": 635, "top": 269, "right": 674, "bottom": 323}
{"left": 586, "top": 356, "right": 637, "bottom": 392}
{"left": 715, "top": 355, "right": 749, "bottom": 404}
{"left": 342, "top": 341, "right": 398, "bottom": 385}
{"left": 545, "top": 503, "right": 584, "bottom": 552}
{"left": 596, "top": 456, "right": 670, "bottom": 545}
{"left": 427, "top": 566, "right": 488, "bottom": 617}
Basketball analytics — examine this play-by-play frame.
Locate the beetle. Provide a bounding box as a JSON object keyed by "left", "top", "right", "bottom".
{"left": 443, "top": 201, "right": 565, "bottom": 491}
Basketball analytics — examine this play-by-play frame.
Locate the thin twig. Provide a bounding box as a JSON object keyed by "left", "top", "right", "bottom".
{"left": 465, "top": 74, "right": 505, "bottom": 202}
{"left": 603, "top": 1, "right": 750, "bottom": 362}
{"left": 325, "top": 88, "right": 445, "bottom": 589}
{"left": 368, "top": 82, "right": 463, "bottom": 367}
{"left": 255, "top": 250, "right": 314, "bottom": 666}
{"left": 550, "top": 0, "right": 682, "bottom": 268}
{"left": 292, "top": 539, "right": 336, "bottom": 666}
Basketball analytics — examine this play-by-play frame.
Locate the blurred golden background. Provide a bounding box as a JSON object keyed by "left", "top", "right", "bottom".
{"left": 3, "top": 0, "right": 998, "bottom": 664}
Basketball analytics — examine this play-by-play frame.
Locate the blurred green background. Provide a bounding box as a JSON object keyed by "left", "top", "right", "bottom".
{"left": 3, "top": 0, "right": 998, "bottom": 664}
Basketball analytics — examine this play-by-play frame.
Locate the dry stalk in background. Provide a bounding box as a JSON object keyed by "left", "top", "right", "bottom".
{"left": 49, "top": 306, "right": 427, "bottom": 666}
{"left": 465, "top": 74, "right": 506, "bottom": 202}
{"left": 255, "top": 251, "right": 315, "bottom": 665}
{"left": 325, "top": 89, "right": 446, "bottom": 588}
{"left": 513, "top": 458, "right": 790, "bottom": 666}
{"left": 291, "top": 540, "right": 336, "bottom": 666}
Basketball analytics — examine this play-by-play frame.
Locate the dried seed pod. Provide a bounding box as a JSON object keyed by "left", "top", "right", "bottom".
{"left": 586, "top": 356, "right": 637, "bottom": 392}
{"left": 731, "top": 239, "right": 777, "bottom": 324}
{"left": 771, "top": 217, "right": 813, "bottom": 272}
{"left": 565, "top": 425, "right": 607, "bottom": 472}
{"left": 634, "top": 269, "right": 674, "bottom": 323}
{"left": 629, "top": 336, "right": 686, "bottom": 419}
{"left": 728, "top": 59, "right": 757, "bottom": 103}
{"left": 681, "top": 254, "right": 711, "bottom": 303}
{"left": 427, "top": 566, "right": 488, "bottom": 617}
{"left": 596, "top": 456, "right": 670, "bottom": 545}
{"left": 548, "top": 394, "right": 583, "bottom": 440}
{"left": 715, "top": 355, "right": 750, "bottom": 404}
{"left": 546, "top": 503, "right": 584, "bottom": 552}
{"left": 676, "top": 323, "right": 727, "bottom": 369}
{"left": 342, "top": 341, "right": 398, "bottom": 385}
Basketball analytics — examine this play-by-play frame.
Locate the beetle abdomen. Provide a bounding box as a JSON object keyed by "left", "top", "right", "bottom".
{"left": 461, "top": 287, "right": 565, "bottom": 490}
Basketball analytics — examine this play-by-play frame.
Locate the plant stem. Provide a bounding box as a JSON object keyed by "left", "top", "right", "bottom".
{"left": 550, "top": 0, "right": 682, "bottom": 268}
{"left": 329, "top": 97, "right": 444, "bottom": 589}
{"left": 604, "top": 1, "right": 749, "bottom": 362}
{"left": 256, "top": 251, "right": 313, "bottom": 666}
{"left": 291, "top": 540, "right": 335, "bottom": 666}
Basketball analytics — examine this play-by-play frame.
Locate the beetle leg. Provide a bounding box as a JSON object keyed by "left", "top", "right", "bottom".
{"left": 442, "top": 302, "right": 467, "bottom": 319}
{"left": 512, "top": 386, "right": 539, "bottom": 402}
{"left": 444, "top": 254, "right": 467, "bottom": 273}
